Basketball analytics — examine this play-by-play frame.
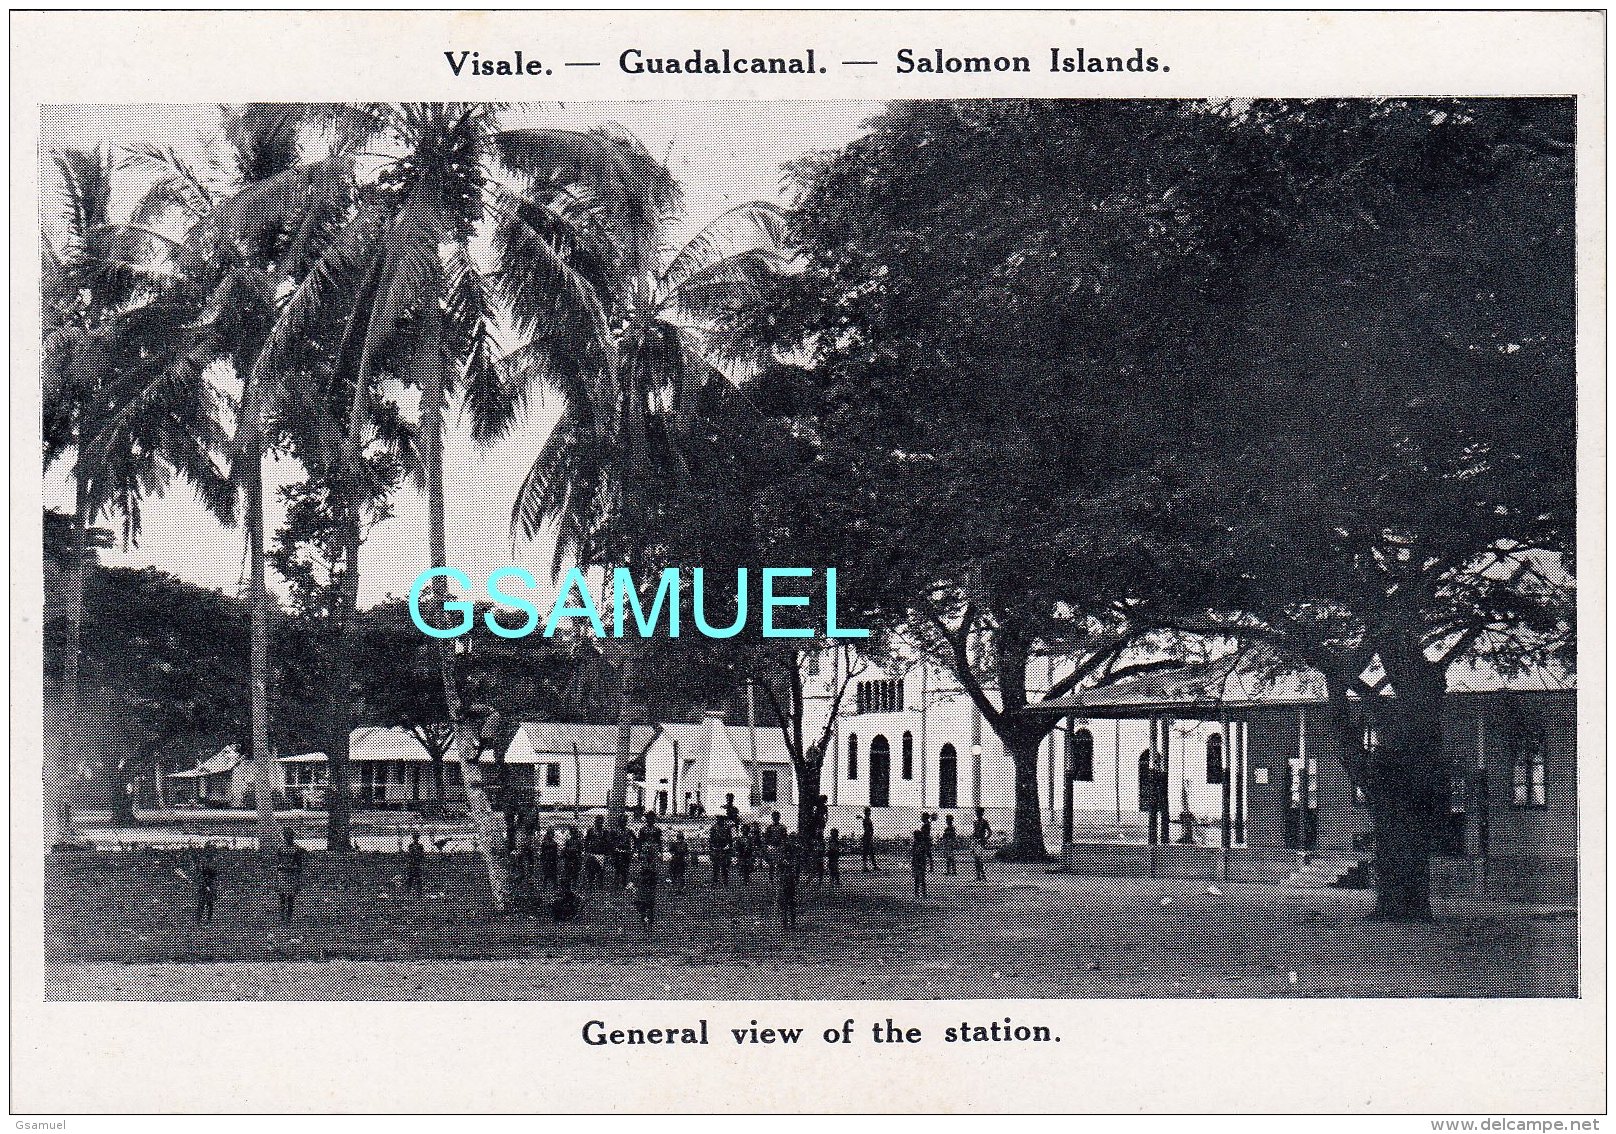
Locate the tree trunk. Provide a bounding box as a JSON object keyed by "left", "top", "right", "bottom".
{"left": 794, "top": 753, "right": 824, "bottom": 834}
{"left": 49, "top": 481, "right": 91, "bottom": 848}
{"left": 1002, "top": 733, "right": 1050, "bottom": 860}
{"left": 418, "top": 304, "right": 510, "bottom": 910}
{"left": 243, "top": 438, "right": 278, "bottom": 851}
{"left": 108, "top": 760, "right": 139, "bottom": 826}
{"left": 608, "top": 644, "right": 635, "bottom": 825}
{"left": 1367, "top": 643, "right": 1448, "bottom": 922}
{"left": 987, "top": 628, "right": 1049, "bottom": 860}
{"left": 324, "top": 507, "right": 361, "bottom": 853}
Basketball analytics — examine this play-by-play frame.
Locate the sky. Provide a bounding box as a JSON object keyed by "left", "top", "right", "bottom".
{"left": 40, "top": 100, "right": 883, "bottom": 607}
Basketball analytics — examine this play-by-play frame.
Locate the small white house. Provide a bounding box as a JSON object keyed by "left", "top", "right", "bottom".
{"left": 639, "top": 711, "right": 797, "bottom": 819}
{"left": 500, "top": 721, "right": 660, "bottom": 810}
{"left": 166, "top": 745, "right": 256, "bottom": 807}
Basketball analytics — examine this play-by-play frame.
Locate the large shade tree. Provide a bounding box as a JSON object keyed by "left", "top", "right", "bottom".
{"left": 732, "top": 101, "right": 1263, "bottom": 857}
{"left": 1169, "top": 98, "right": 1576, "bottom": 920}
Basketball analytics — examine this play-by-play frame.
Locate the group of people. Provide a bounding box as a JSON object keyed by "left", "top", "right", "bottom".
{"left": 908, "top": 808, "right": 994, "bottom": 897}
{"left": 180, "top": 826, "right": 307, "bottom": 925}
{"left": 179, "top": 800, "right": 1002, "bottom": 932}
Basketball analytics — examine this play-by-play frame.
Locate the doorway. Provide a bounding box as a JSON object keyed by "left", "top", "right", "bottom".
{"left": 938, "top": 744, "right": 958, "bottom": 808}
{"left": 869, "top": 735, "right": 891, "bottom": 808}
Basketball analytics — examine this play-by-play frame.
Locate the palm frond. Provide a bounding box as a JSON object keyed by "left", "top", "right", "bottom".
{"left": 659, "top": 200, "right": 790, "bottom": 300}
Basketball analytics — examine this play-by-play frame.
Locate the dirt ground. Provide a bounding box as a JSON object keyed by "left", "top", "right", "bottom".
{"left": 44, "top": 849, "right": 1577, "bottom": 1000}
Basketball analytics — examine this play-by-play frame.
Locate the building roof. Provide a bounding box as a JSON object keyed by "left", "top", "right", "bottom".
{"left": 168, "top": 745, "right": 246, "bottom": 779}
{"left": 1043, "top": 641, "right": 1574, "bottom": 718}
{"left": 517, "top": 721, "right": 660, "bottom": 757}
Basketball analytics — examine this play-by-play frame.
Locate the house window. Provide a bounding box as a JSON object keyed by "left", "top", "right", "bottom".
{"left": 901, "top": 732, "right": 914, "bottom": 780}
{"left": 1069, "top": 728, "right": 1094, "bottom": 783}
{"left": 761, "top": 769, "right": 779, "bottom": 804}
{"left": 1509, "top": 711, "right": 1547, "bottom": 808}
{"left": 1205, "top": 734, "right": 1225, "bottom": 785}
{"left": 855, "top": 678, "right": 904, "bottom": 715}
{"left": 807, "top": 652, "right": 820, "bottom": 676}
{"left": 847, "top": 734, "right": 859, "bottom": 780}
{"left": 545, "top": 763, "right": 561, "bottom": 788}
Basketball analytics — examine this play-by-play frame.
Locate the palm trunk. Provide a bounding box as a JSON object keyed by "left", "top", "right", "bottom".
{"left": 608, "top": 644, "right": 635, "bottom": 825}
{"left": 244, "top": 438, "right": 278, "bottom": 851}
{"left": 50, "top": 479, "right": 90, "bottom": 848}
{"left": 324, "top": 505, "right": 360, "bottom": 853}
{"left": 418, "top": 305, "right": 510, "bottom": 910}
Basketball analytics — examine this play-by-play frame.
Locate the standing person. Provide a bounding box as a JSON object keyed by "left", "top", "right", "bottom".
{"left": 735, "top": 823, "right": 756, "bottom": 885}
{"left": 940, "top": 815, "right": 959, "bottom": 876}
{"left": 191, "top": 842, "right": 219, "bottom": 924}
{"left": 917, "top": 813, "right": 935, "bottom": 875}
{"left": 514, "top": 819, "right": 539, "bottom": 910}
{"left": 763, "top": 810, "right": 788, "bottom": 882}
{"left": 583, "top": 815, "right": 607, "bottom": 890}
{"left": 777, "top": 834, "right": 800, "bottom": 932}
{"left": 539, "top": 828, "right": 560, "bottom": 892}
{"left": 910, "top": 828, "right": 929, "bottom": 898}
{"left": 860, "top": 806, "right": 878, "bottom": 873}
{"left": 637, "top": 812, "right": 663, "bottom": 855}
{"left": 404, "top": 831, "right": 427, "bottom": 896}
{"left": 722, "top": 793, "right": 741, "bottom": 825}
{"left": 709, "top": 817, "right": 733, "bottom": 887}
{"left": 813, "top": 794, "right": 831, "bottom": 842}
{"left": 560, "top": 826, "right": 584, "bottom": 893}
{"left": 634, "top": 841, "right": 659, "bottom": 933}
{"left": 825, "top": 829, "right": 842, "bottom": 889}
{"left": 274, "top": 826, "right": 306, "bottom": 923}
{"left": 972, "top": 807, "right": 993, "bottom": 881}
{"left": 669, "top": 832, "right": 689, "bottom": 892}
{"left": 611, "top": 816, "right": 634, "bottom": 889}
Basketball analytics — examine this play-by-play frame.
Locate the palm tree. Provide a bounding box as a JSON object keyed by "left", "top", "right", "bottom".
{"left": 264, "top": 104, "right": 683, "bottom": 905}
{"left": 42, "top": 147, "right": 230, "bottom": 847}
{"left": 107, "top": 105, "right": 356, "bottom": 850}
{"left": 482, "top": 149, "right": 791, "bottom": 824}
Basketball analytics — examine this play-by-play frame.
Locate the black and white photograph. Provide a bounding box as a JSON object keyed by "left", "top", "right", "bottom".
{"left": 13, "top": 7, "right": 1603, "bottom": 1118}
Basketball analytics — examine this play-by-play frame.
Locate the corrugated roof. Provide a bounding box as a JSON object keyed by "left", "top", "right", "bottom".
{"left": 1045, "top": 641, "right": 1574, "bottom": 716}
{"left": 518, "top": 721, "right": 659, "bottom": 756}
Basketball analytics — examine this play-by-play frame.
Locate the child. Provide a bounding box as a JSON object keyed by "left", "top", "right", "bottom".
{"left": 539, "top": 829, "right": 559, "bottom": 892}
{"left": 910, "top": 829, "right": 929, "bottom": 898}
{"left": 825, "top": 828, "right": 842, "bottom": 889}
{"left": 941, "top": 815, "right": 959, "bottom": 876}
{"left": 560, "top": 827, "right": 583, "bottom": 893}
{"left": 972, "top": 807, "right": 992, "bottom": 881}
{"left": 735, "top": 824, "right": 756, "bottom": 885}
{"left": 275, "top": 826, "right": 306, "bottom": 923}
{"left": 634, "top": 843, "right": 659, "bottom": 932}
{"left": 192, "top": 842, "right": 219, "bottom": 924}
{"left": 860, "top": 806, "right": 878, "bottom": 872}
{"left": 778, "top": 835, "right": 800, "bottom": 932}
{"left": 404, "top": 832, "right": 426, "bottom": 895}
{"left": 669, "top": 832, "right": 688, "bottom": 892}
{"left": 709, "top": 817, "right": 733, "bottom": 887}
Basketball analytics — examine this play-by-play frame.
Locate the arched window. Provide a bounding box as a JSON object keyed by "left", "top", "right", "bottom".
{"left": 1069, "top": 728, "right": 1094, "bottom": 783}
{"left": 901, "top": 731, "right": 914, "bottom": 780}
{"left": 1206, "top": 733, "right": 1225, "bottom": 785}
{"left": 847, "top": 733, "right": 859, "bottom": 781}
